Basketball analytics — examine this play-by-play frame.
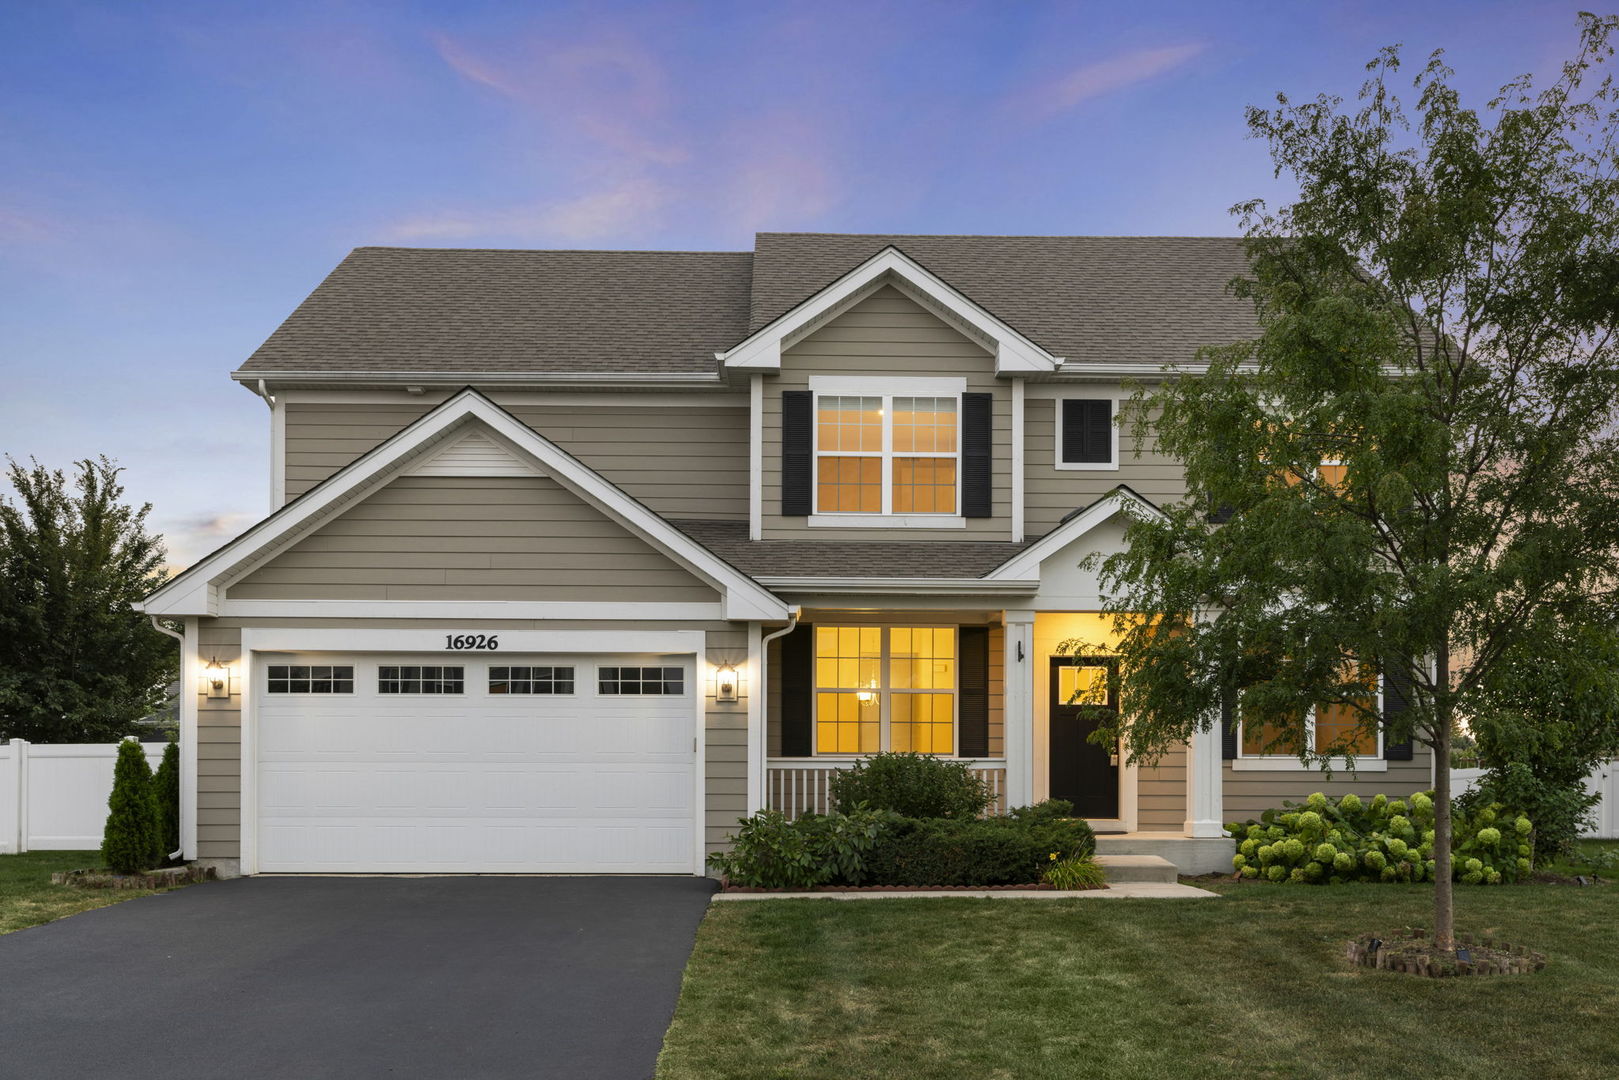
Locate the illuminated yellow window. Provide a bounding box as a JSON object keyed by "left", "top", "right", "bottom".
{"left": 1057, "top": 663, "right": 1110, "bottom": 706}
{"left": 813, "top": 394, "right": 958, "bottom": 515}
{"left": 1241, "top": 663, "right": 1378, "bottom": 757}
{"left": 814, "top": 626, "right": 957, "bottom": 755}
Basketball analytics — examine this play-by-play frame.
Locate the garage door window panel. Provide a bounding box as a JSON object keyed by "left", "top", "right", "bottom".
{"left": 599, "top": 667, "right": 684, "bottom": 695}
{"left": 267, "top": 665, "right": 354, "bottom": 694}
{"left": 489, "top": 666, "right": 575, "bottom": 695}
{"left": 379, "top": 666, "right": 465, "bottom": 694}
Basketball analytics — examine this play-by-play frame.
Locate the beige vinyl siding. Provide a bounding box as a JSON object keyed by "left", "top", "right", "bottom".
{"left": 191, "top": 617, "right": 750, "bottom": 862}
{"left": 230, "top": 475, "right": 719, "bottom": 603}
{"left": 196, "top": 622, "right": 242, "bottom": 859}
{"left": 761, "top": 285, "right": 1012, "bottom": 540}
{"left": 1222, "top": 748, "right": 1434, "bottom": 822}
{"left": 1137, "top": 747, "right": 1187, "bottom": 831}
{"left": 1023, "top": 389, "right": 1189, "bottom": 537}
{"left": 765, "top": 622, "right": 1006, "bottom": 761}
{"left": 285, "top": 400, "right": 749, "bottom": 520}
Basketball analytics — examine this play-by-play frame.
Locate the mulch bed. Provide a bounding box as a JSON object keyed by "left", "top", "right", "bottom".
{"left": 721, "top": 881, "right": 1108, "bottom": 893}
{"left": 51, "top": 864, "right": 216, "bottom": 890}
{"left": 1347, "top": 929, "right": 1546, "bottom": 977}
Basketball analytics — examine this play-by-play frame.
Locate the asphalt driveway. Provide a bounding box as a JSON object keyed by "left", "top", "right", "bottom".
{"left": 0, "top": 875, "right": 718, "bottom": 1080}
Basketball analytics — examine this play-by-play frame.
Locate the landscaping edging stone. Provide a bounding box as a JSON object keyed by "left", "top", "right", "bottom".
{"left": 51, "top": 864, "right": 216, "bottom": 890}
{"left": 1346, "top": 929, "right": 1547, "bottom": 977}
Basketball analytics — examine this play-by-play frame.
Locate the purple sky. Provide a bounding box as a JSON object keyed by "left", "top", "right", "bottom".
{"left": 0, "top": 0, "right": 1590, "bottom": 567}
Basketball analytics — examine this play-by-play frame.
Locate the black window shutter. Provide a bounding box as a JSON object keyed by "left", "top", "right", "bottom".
{"left": 781, "top": 390, "right": 813, "bottom": 517}
{"left": 779, "top": 623, "right": 814, "bottom": 757}
{"left": 1383, "top": 663, "right": 1415, "bottom": 760}
{"left": 1205, "top": 497, "right": 1236, "bottom": 524}
{"left": 957, "top": 627, "right": 990, "bottom": 757}
{"left": 962, "top": 392, "right": 993, "bottom": 518}
{"left": 1221, "top": 690, "right": 1239, "bottom": 760}
{"left": 1061, "top": 399, "right": 1112, "bottom": 464}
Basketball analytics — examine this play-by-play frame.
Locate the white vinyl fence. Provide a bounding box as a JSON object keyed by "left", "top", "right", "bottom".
{"left": 1, "top": 740, "right": 167, "bottom": 854}
{"left": 1452, "top": 762, "right": 1619, "bottom": 840}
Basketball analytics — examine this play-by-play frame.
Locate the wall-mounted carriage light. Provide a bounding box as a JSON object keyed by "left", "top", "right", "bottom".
{"left": 201, "top": 656, "right": 234, "bottom": 699}
{"left": 714, "top": 664, "right": 740, "bottom": 703}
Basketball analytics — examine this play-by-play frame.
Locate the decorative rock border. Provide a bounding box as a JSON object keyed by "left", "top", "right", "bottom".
{"left": 51, "top": 864, "right": 216, "bottom": 890}
{"left": 1346, "top": 929, "right": 1546, "bottom": 977}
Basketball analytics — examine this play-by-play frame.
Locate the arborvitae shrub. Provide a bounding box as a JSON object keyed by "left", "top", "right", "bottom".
{"left": 154, "top": 741, "right": 180, "bottom": 861}
{"left": 101, "top": 740, "right": 161, "bottom": 874}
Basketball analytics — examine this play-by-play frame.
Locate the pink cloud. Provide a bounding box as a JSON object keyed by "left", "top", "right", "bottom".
{"left": 1014, "top": 42, "right": 1208, "bottom": 122}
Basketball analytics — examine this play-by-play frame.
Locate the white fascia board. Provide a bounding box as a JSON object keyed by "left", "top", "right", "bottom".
{"left": 139, "top": 577, "right": 217, "bottom": 618}
{"left": 752, "top": 577, "right": 1039, "bottom": 596}
{"left": 241, "top": 627, "right": 707, "bottom": 656}
{"left": 987, "top": 488, "right": 1165, "bottom": 581}
{"left": 144, "top": 388, "right": 788, "bottom": 621}
{"left": 719, "top": 247, "right": 1060, "bottom": 376}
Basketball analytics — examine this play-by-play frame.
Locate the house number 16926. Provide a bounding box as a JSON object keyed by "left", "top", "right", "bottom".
{"left": 444, "top": 634, "right": 499, "bottom": 651}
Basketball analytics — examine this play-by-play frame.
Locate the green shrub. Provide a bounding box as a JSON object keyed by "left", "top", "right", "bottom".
{"left": 1224, "top": 789, "right": 1535, "bottom": 886}
{"left": 101, "top": 740, "right": 161, "bottom": 874}
{"left": 827, "top": 752, "right": 993, "bottom": 819}
{"left": 859, "top": 812, "right": 1095, "bottom": 887}
{"left": 154, "top": 741, "right": 180, "bottom": 862}
{"left": 1456, "top": 761, "right": 1597, "bottom": 864}
{"left": 713, "top": 797, "right": 1094, "bottom": 889}
{"left": 1044, "top": 855, "right": 1107, "bottom": 890}
{"left": 707, "top": 806, "right": 893, "bottom": 889}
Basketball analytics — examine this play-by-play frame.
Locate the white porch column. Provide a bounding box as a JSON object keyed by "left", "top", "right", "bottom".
{"left": 1002, "top": 610, "right": 1036, "bottom": 808}
{"left": 745, "top": 621, "right": 765, "bottom": 813}
{"left": 1185, "top": 714, "right": 1225, "bottom": 837}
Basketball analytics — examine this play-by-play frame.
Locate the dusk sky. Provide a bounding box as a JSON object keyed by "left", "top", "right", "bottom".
{"left": 0, "top": 1, "right": 1591, "bottom": 567}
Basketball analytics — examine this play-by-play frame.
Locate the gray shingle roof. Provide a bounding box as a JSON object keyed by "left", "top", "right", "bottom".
{"left": 751, "top": 233, "right": 1260, "bottom": 366}
{"left": 240, "top": 247, "right": 754, "bottom": 375}
{"left": 673, "top": 520, "right": 1031, "bottom": 579}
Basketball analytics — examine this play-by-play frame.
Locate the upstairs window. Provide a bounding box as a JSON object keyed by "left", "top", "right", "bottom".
{"left": 1058, "top": 398, "right": 1116, "bottom": 469}
{"left": 815, "top": 394, "right": 959, "bottom": 515}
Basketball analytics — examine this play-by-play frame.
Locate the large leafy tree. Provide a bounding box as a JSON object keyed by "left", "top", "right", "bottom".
{"left": 0, "top": 457, "right": 176, "bottom": 742}
{"left": 1093, "top": 16, "right": 1619, "bottom": 947}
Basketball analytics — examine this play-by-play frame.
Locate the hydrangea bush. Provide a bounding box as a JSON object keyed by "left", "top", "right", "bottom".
{"left": 1226, "top": 790, "right": 1533, "bottom": 886}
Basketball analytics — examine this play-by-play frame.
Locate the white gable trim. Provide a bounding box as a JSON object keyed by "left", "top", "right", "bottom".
{"left": 719, "top": 246, "right": 1061, "bottom": 375}
{"left": 986, "top": 487, "right": 1164, "bottom": 581}
{"left": 141, "top": 389, "right": 788, "bottom": 622}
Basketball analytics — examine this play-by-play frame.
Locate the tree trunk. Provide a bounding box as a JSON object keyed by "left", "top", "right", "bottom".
{"left": 1432, "top": 650, "right": 1455, "bottom": 949}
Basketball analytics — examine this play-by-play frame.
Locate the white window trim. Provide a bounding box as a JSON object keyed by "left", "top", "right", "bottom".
{"left": 1054, "top": 394, "right": 1120, "bottom": 471}
{"left": 812, "top": 625, "right": 961, "bottom": 758}
{"left": 811, "top": 386, "right": 964, "bottom": 522}
{"left": 1232, "top": 680, "right": 1387, "bottom": 772}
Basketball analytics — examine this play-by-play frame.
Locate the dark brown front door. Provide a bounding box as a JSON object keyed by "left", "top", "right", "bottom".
{"left": 1048, "top": 657, "right": 1121, "bottom": 819}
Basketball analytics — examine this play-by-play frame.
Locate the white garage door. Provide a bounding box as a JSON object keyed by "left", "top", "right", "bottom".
{"left": 254, "top": 654, "right": 696, "bottom": 873}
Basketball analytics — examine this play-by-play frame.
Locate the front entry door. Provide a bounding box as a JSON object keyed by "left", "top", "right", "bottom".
{"left": 1048, "top": 657, "right": 1121, "bottom": 819}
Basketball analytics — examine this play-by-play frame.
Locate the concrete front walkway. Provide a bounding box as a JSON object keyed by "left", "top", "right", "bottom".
{"left": 0, "top": 874, "right": 717, "bottom": 1080}
{"left": 713, "top": 881, "right": 1219, "bottom": 900}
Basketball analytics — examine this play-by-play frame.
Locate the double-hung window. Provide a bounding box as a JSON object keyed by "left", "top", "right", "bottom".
{"left": 1238, "top": 662, "right": 1382, "bottom": 765}
{"left": 815, "top": 394, "right": 959, "bottom": 515}
{"left": 814, "top": 626, "right": 957, "bottom": 755}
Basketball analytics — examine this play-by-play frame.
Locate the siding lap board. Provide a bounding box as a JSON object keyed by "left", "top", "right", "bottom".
{"left": 230, "top": 475, "right": 719, "bottom": 602}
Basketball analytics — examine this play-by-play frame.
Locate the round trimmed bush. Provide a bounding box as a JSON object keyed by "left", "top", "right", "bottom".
{"left": 828, "top": 752, "right": 993, "bottom": 819}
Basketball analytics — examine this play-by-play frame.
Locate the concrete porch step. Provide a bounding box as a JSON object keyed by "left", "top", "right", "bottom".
{"left": 1093, "top": 833, "right": 1234, "bottom": 876}
{"left": 1093, "top": 854, "right": 1178, "bottom": 884}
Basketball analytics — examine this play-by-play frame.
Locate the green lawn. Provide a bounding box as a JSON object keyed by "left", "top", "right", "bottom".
{"left": 0, "top": 851, "right": 176, "bottom": 935}
{"left": 657, "top": 883, "right": 1619, "bottom": 1080}
{"left": 1543, "top": 839, "right": 1619, "bottom": 879}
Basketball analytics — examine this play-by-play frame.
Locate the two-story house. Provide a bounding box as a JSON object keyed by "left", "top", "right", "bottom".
{"left": 140, "top": 233, "right": 1433, "bottom": 878}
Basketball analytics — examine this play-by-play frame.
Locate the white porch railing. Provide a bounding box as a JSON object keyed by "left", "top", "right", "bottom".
{"left": 766, "top": 759, "right": 1008, "bottom": 820}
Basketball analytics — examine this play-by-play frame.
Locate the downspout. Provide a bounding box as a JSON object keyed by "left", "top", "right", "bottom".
{"left": 148, "top": 616, "right": 185, "bottom": 862}
{"left": 756, "top": 606, "right": 802, "bottom": 812}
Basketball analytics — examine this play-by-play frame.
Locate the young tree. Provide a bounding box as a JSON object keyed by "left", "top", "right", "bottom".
{"left": 0, "top": 457, "right": 176, "bottom": 742}
{"left": 1093, "top": 16, "right": 1619, "bottom": 948}
{"left": 102, "top": 739, "right": 161, "bottom": 874}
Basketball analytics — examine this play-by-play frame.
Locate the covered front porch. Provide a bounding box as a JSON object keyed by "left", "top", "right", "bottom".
{"left": 757, "top": 609, "right": 1226, "bottom": 870}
